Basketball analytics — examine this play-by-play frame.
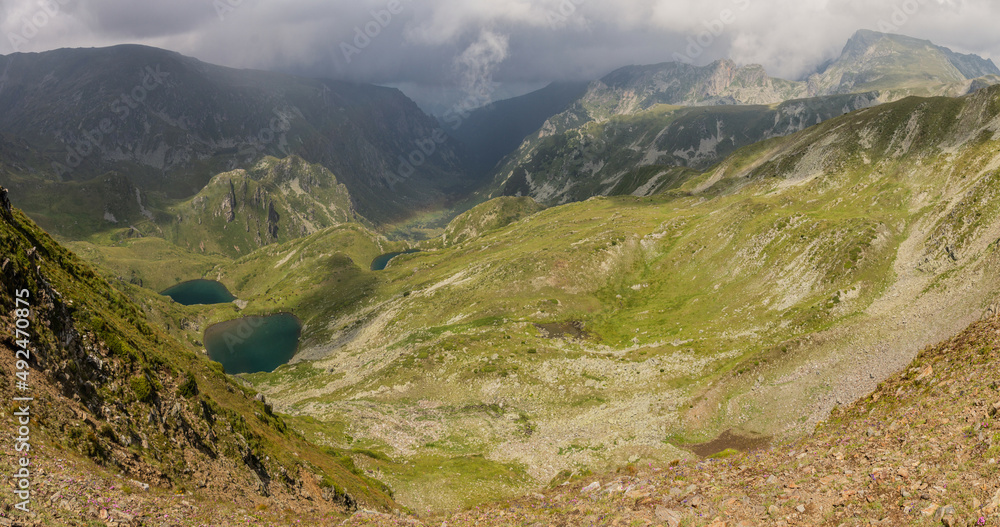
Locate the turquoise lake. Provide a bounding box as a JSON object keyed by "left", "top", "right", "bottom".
{"left": 161, "top": 279, "right": 236, "bottom": 305}
{"left": 203, "top": 314, "right": 302, "bottom": 374}
{"left": 370, "top": 249, "right": 420, "bottom": 271}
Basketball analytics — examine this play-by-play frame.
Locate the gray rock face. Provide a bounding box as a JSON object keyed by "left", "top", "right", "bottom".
{"left": 0, "top": 186, "right": 10, "bottom": 218}
{"left": 222, "top": 180, "right": 237, "bottom": 223}
{"left": 266, "top": 201, "right": 280, "bottom": 239}
{"left": 587, "top": 59, "right": 806, "bottom": 114}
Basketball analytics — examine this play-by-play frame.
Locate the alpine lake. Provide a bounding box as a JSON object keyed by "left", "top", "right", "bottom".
{"left": 161, "top": 280, "right": 302, "bottom": 374}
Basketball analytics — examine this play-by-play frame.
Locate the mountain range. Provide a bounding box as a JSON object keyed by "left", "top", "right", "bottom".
{"left": 487, "top": 30, "right": 1000, "bottom": 206}
{"left": 4, "top": 30, "right": 996, "bottom": 240}
{"left": 0, "top": 44, "right": 471, "bottom": 226}
{"left": 3, "top": 27, "right": 1000, "bottom": 525}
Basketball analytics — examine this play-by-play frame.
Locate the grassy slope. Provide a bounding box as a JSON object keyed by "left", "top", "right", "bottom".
{"left": 67, "top": 219, "right": 401, "bottom": 356}
{"left": 225, "top": 85, "right": 1000, "bottom": 511}
{"left": 3, "top": 171, "right": 158, "bottom": 239}
{"left": 65, "top": 233, "right": 225, "bottom": 292}
{"left": 344, "top": 311, "right": 1000, "bottom": 526}
{"left": 213, "top": 223, "right": 399, "bottom": 346}
{"left": 442, "top": 196, "right": 545, "bottom": 247}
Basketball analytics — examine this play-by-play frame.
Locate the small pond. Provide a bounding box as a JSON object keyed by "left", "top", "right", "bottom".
{"left": 161, "top": 279, "right": 236, "bottom": 306}
{"left": 370, "top": 249, "right": 421, "bottom": 271}
{"left": 203, "top": 313, "right": 302, "bottom": 374}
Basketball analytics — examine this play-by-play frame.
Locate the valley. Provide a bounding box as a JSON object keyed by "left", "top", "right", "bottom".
{"left": 2, "top": 25, "right": 1000, "bottom": 526}
{"left": 29, "top": 81, "right": 1000, "bottom": 514}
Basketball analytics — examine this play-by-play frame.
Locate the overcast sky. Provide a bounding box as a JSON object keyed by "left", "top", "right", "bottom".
{"left": 2, "top": 0, "right": 999, "bottom": 112}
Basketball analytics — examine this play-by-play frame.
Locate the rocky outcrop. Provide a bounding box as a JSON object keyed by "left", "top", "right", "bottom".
{"left": 222, "top": 180, "right": 237, "bottom": 223}
{"left": 167, "top": 156, "right": 358, "bottom": 257}
{"left": 0, "top": 185, "right": 11, "bottom": 220}
{"left": 266, "top": 200, "right": 280, "bottom": 240}
{"left": 582, "top": 59, "right": 807, "bottom": 118}
{"left": 214, "top": 176, "right": 282, "bottom": 241}
{"left": 806, "top": 29, "right": 1000, "bottom": 97}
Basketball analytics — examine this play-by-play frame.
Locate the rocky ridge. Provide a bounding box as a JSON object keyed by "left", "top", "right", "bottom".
{"left": 161, "top": 155, "right": 360, "bottom": 257}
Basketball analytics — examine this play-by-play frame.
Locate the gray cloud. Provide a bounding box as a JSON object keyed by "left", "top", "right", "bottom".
{"left": 452, "top": 30, "right": 509, "bottom": 111}
{"left": 1, "top": 0, "right": 998, "bottom": 110}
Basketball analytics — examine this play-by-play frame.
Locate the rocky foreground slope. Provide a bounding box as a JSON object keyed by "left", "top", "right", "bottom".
{"left": 344, "top": 313, "right": 1000, "bottom": 526}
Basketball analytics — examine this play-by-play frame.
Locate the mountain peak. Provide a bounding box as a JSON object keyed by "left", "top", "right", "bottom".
{"left": 843, "top": 28, "right": 889, "bottom": 51}
{"left": 806, "top": 29, "right": 999, "bottom": 96}
{"left": 0, "top": 44, "right": 469, "bottom": 227}
{"left": 839, "top": 29, "right": 999, "bottom": 80}
{"left": 841, "top": 29, "right": 937, "bottom": 58}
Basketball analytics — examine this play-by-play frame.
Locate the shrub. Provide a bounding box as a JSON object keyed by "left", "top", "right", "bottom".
{"left": 177, "top": 372, "right": 199, "bottom": 398}
{"left": 351, "top": 448, "right": 391, "bottom": 462}
{"left": 709, "top": 448, "right": 740, "bottom": 459}
{"left": 130, "top": 376, "right": 155, "bottom": 402}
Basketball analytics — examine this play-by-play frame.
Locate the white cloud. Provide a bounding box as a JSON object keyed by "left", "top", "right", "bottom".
{"left": 0, "top": 0, "right": 997, "bottom": 86}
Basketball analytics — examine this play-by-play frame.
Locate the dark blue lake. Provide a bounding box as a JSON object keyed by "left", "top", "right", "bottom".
{"left": 203, "top": 314, "right": 302, "bottom": 374}
{"left": 370, "top": 249, "right": 420, "bottom": 271}
{"left": 161, "top": 279, "right": 236, "bottom": 305}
